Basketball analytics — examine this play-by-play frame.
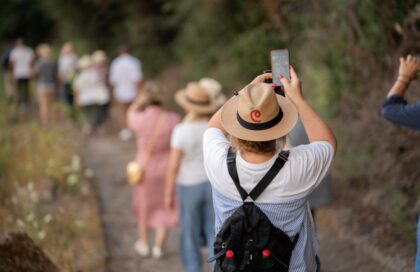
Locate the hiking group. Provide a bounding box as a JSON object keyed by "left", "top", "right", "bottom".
{"left": 2, "top": 37, "right": 419, "bottom": 272}
{"left": 124, "top": 54, "right": 419, "bottom": 272}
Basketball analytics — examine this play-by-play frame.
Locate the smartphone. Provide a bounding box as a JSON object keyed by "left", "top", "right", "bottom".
{"left": 271, "top": 49, "right": 290, "bottom": 86}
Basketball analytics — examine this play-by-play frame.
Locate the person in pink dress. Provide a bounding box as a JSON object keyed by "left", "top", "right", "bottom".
{"left": 127, "top": 81, "right": 181, "bottom": 258}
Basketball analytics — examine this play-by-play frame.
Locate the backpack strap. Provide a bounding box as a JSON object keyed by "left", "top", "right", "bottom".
{"left": 248, "top": 150, "right": 289, "bottom": 200}
{"left": 227, "top": 148, "right": 249, "bottom": 201}
{"left": 226, "top": 147, "right": 289, "bottom": 202}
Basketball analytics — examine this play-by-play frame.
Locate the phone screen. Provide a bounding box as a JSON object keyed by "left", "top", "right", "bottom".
{"left": 271, "top": 49, "right": 290, "bottom": 86}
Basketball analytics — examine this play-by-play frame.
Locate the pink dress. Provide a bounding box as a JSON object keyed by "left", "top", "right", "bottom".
{"left": 128, "top": 106, "right": 181, "bottom": 228}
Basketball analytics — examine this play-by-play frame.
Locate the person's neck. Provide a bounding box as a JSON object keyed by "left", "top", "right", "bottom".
{"left": 240, "top": 150, "right": 276, "bottom": 164}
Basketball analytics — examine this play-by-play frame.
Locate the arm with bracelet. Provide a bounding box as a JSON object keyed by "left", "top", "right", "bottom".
{"left": 381, "top": 55, "right": 420, "bottom": 130}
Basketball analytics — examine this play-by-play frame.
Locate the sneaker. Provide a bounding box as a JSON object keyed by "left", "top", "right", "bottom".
{"left": 119, "top": 128, "right": 133, "bottom": 141}
{"left": 151, "top": 246, "right": 163, "bottom": 259}
{"left": 134, "top": 240, "right": 150, "bottom": 257}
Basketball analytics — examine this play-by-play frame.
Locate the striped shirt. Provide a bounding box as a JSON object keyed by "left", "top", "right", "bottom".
{"left": 203, "top": 128, "right": 334, "bottom": 272}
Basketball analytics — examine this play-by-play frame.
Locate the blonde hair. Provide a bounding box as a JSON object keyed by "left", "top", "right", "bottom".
{"left": 37, "top": 44, "right": 52, "bottom": 60}
{"left": 140, "top": 81, "right": 164, "bottom": 107}
{"left": 230, "top": 136, "right": 286, "bottom": 154}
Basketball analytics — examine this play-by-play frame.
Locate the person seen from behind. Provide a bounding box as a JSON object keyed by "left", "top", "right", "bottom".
{"left": 91, "top": 50, "right": 111, "bottom": 130}
{"left": 204, "top": 67, "right": 337, "bottom": 271}
{"left": 128, "top": 82, "right": 180, "bottom": 259}
{"left": 35, "top": 44, "right": 58, "bottom": 125}
{"left": 165, "top": 82, "right": 219, "bottom": 272}
{"left": 9, "top": 38, "right": 35, "bottom": 111}
{"left": 73, "top": 55, "right": 109, "bottom": 136}
{"left": 380, "top": 54, "right": 420, "bottom": 272}
{"left": 58, "top": 42, "right": 78, "bottom": 106}
{"left": 109, "top": 45, "right": 143, "bottom": 141}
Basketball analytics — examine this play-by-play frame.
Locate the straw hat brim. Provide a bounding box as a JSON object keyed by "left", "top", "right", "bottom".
{"left": 175, "top": 90, "right": 218, "bottom": 114}
{"left": 221, "top": 94, "right": 298, "bottom": 141}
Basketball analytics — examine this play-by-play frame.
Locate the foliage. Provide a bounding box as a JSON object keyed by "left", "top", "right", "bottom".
{"left": 0, "top": 101, "right": 104, "bottom": 270}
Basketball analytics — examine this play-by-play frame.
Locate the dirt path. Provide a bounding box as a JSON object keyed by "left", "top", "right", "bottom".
{"left": 85, "top": 133, "right": 409, "bottom": 272}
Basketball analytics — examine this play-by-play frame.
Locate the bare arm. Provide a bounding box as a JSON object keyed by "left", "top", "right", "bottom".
{"left": 164, "top": 148, "right": 183, "bottom": 209}
{"left": 279, "top": 67, "right": 337, "bottom": 152}
{"left": 387, "top": 55, "right": 419, "bottom": 98}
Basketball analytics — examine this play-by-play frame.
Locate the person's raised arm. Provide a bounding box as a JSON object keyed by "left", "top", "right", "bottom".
{"left": 386, "top": 55, "right": 419, "bottom": 98}
{"left": 279, "top": 66, "right": 337, "bottom": 152}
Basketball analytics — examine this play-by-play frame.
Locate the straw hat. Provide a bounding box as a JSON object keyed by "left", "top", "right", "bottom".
{"left": 175, "top": 82, "right": 218, "bottom": 114}
{"left": 198, "top": 77, "right": 226, "bottom": 107}
{"left": 221, "top": 83, "right": 298, "bottom": 141}
{"left": 91, "top": 50, "right": 107, "bottom": 64}
{"left": 78, "top": 55, "right": 92, "bottom": 70}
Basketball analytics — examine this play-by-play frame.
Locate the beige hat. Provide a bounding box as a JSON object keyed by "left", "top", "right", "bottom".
{"left": 91, "top": 50, "right": 107, "bottom": 64}
{"left": 221, "top": 83, "right": 298, "bottom": 141}
{"left": 198, "top": 77, "right": 226, "bottom": 107}
{"left": 175, "top": 82, "right": 218, "bottom": 114}
{"left": 78, "top": 55, "right": 92, "bottom": 70}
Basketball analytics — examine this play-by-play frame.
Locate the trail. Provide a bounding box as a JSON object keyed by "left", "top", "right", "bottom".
{"left": 84, "top": 133, "right": 405, "bottom": 272}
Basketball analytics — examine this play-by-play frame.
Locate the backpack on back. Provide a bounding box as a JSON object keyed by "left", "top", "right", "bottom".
{"left": 210, "top": 148, "right": 299, "bottom": 272}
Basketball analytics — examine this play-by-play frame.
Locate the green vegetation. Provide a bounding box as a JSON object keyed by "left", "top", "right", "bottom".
{"left": 0, "top": 101, "right": 104, "bottom": 270}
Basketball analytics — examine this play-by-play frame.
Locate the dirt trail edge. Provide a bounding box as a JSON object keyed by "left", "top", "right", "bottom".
{"left": 85, "top": 133, "right": 405, "bottom": 272}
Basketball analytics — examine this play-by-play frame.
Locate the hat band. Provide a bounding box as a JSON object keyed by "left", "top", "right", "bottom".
{"left": 236, "top": 107, "right": 283, "bottom": 131}
{"left": 185, "top": 95, "right": 210, "bottom": 105}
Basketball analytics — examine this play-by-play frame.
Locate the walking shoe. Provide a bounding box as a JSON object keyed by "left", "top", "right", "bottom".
{"left": 151, "top": 246, "right": 163, "bottom": 259}
{"left": 134, "top": 240, "right": 150, "bottom": 257}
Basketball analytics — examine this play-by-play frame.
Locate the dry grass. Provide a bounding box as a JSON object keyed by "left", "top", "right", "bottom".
{"left": 0, "top": 102, "right": 105, "bottom": 271}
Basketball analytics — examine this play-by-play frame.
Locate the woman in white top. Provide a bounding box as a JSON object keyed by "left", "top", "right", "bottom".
{"left": 165, "top": 82, "right": 219, "bottom": 272}
{"left": 204, "top": 67, "right": 337, "bottom": 272}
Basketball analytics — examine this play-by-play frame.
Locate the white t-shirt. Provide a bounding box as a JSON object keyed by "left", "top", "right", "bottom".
{"left": 58, "top": 53, "right": 78, "bottom": 82}
{"left": 109, "top": 54, "right": 142, "bottom": 103}
{"left": 10, "top": 46, "right": 34, "bottom": 79}
{"left": 203, "top": 128, "right": 334, "bottom": 203}
{"left": 73, "top": 68, "right": 110, "bottom": 106}
{"left": 171, "top": 121, "right": 210, "bottom": 186}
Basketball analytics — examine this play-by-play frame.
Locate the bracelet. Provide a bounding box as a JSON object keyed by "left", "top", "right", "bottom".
{"left": 397, "top": 77, "right": 410, "bottom": 86}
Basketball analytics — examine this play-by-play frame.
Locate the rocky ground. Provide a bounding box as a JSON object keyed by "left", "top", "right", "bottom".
{"left": 84, "top": 133, "right": 414, "bottom": 272}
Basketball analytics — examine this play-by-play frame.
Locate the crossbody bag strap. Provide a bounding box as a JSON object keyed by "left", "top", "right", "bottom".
{"left": 140, "top": 113, "right": 166, "bottom": 168}
{"left": 226, "top": 148, "right": 289, "bottom": 202}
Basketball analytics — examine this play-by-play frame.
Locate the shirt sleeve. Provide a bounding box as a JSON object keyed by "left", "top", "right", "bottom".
{"left": 203, "top": 128, "right": 230, "bottom": 188}
{"left": 381, "top": 95, "right": 420, "bottom": 130}
{"left": 170, "top": 125, "right": 184, "bottom": 150}
{"left": 288, "top": 141, "right": 334, "bottom": 195}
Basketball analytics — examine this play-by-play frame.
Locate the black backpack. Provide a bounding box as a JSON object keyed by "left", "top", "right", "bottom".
{"left": 210, "top": 148, "right": 299, "bottom": 272}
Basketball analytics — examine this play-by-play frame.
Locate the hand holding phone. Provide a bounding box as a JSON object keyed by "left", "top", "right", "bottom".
{"left": 271, "top": 49, "right": 290, "bottom": 86}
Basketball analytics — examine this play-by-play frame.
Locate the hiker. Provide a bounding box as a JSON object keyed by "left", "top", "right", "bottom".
{"left": 288, "top": 118, "right": 333, "bottom": 222}
{"left": 109, "top": 45, "right": 143, "bottom": 141}
{"left": 204, "top": 67, "right": 337, "bottom": 271}
{"left": 73, "top": 55, "right": 109, "bottom": 136}
{"left": 380, "top": 54, "right": 419, "bottom": 272}
{"left": 58, "top": 42, "right": 78, "bottom": 106}
{"left": 9, "top": 38, "right": 35, "bottom": 111}
{"left": 165, "top": 82, "right": 217, "bottom": 272}
{"left": 1, "top": 43, "right": 14, "bottom": 101}
{"left": 35, "top": 44, "right": 58, "bottom": 125}
{"left": 127, "top": 82, "right": 180, "bottom": 259}
{"left": 91, "top": 50, "right": 111, "bottom": 129}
